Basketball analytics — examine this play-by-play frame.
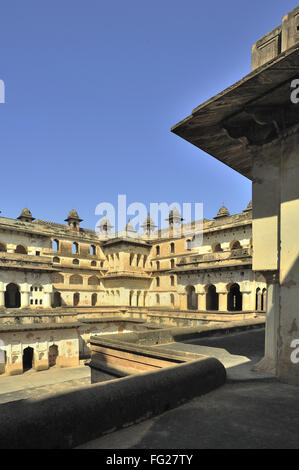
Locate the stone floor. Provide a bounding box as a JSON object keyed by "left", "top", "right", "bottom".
{"left": 162, "top": 327, "right": 270, "bottom": 381}
{"left": 0, "top": 364, "right": 112, "bottom": 404}
{"left": 78, "top": 327, "right": 299, "bottom": 449}
{"left": 79, "top": 380, "right": 299, "bottom": 449}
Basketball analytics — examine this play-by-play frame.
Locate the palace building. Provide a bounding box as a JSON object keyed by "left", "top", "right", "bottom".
{"left": 0, "top": 202, "right": 266, "bottom": 375}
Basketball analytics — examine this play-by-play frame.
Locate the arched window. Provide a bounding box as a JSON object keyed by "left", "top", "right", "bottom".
{"left": 52, "top": 239, "right": 59, "bottom": 252}
{"left": 212, "top": 242, "right": 222, "bottom": 253}
{"left": 73, "top": 258, "right": 79, "bottom": 265}
{"left": 52, "top": 273, "right": 64, "bottom": 284}
{"left": 53, "top": 291, "right": 62, "bottom": 308}
{"left": 88, "top": 276, "right": 100, "bottom": 286}
{"left": 156, "top": 294, "right": 160, "bottom": 305}
{"left": 170, "top": 294, "right": 175, "bottom": 306}
{"left": 70, "top": 274, "right": 83, "bottom": 285}
{"left": 72, "top": 242, "right": 79, "bottom": 255}
{"left": 91, "top": 260, "right": 97, "bottom": 267}
{"left": 143, "top": 255, "right": 147, "bottom": 268}
{"left": 156, "top": 261, "right": 160, "bottom": 270}
{"left": 186, "top": 239, "right": 192, "bottom": 251}
{"left": 156, "top": 277, "right": 160, "bottom": 287}
{"left": 156, "top": 246, "right": 160, "bottom": 256}
{"left": 15, "top": 245, "right": 27, "bottom": 254}
{"left": 206, "top": 285, "right": 219, "bottom": 311}
{"left": 90, "top": 245, "right": 96, "bottom": 255}
{"left": 170, "top": 259, "right": 175, "bottom": 269}
{"left": 186, "top": 285, "right": 197, "bottom": 310}
{"left": 23, "top": 347, "right": 34, "bottom": 371}
{"left": 170, "top": 275, "right": 175, "bottom": 287}
{"left": 230, "top": 240, "right": 241, "bottom": 250}
{"left": 129, "top": 253, "right": 134, "bottom": 266}
{"left": 53, "top": 257, "right": 60, "bottom": 263}
{"left": 136, "top": 254, "right": 141, "bottom": 266}
{"left": 227, "top": 283, "right": 242, "bottom": 311}
{"left": 170, "top": 242, "right": 175, "bottom": 254}
{"left": 48, "top": 345, "right": 59, "bottom": 367}
{"left": 5, "top": 283, "right": 21, "bottom": 308}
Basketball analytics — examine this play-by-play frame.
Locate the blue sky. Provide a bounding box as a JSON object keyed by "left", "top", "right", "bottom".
{"left": 0, "top": 0, "right": 297, "bottom": 230}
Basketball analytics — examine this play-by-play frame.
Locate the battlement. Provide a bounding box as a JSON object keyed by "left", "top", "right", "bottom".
{"left": 252, "top": 6, "right": 299, "bottom": 70}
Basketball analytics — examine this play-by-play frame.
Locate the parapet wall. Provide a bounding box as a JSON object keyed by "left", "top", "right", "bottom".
{"left": 89, "top": 318, "right": 265, "bottom": 379}
{"left": 252, "top": 6, "right": 299, "bottom": 70}
{"left": 0, "top": 358, "right": 226, "bottom": 449}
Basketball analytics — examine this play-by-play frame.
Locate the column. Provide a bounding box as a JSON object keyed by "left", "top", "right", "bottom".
{"left": 218, "top": 292, "right": 227, "bottom": 312}
{"left": 253, "top": 272, "right": 279, "bottom": 375}
{"left": 44, "top": 292, "right": 52, "bottom": 308}
{"left": 21, "top": 290, "right": 30, "bottom": 308}
{"left": 0, "top": 288, "right": 5, "bottom": 307}
{"left": 197, "top": 293, "right": 205, "bottom": 311}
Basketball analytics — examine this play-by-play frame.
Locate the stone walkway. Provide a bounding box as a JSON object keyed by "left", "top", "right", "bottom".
{"left": 0, "top": 364, "right": 111, "bottom": 405}
{"left": 162, "top": 327, "right": 270, "bottom": 381}
{"left": 79, "top": 328, "right": 297, "bottom": 449}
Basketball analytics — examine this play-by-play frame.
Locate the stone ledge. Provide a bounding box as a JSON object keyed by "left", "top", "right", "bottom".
{"left": 0, "top": 357, "right": 226, "bottom": 449}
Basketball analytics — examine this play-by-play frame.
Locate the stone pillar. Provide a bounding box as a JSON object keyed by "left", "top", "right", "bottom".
{"left": 241, "top": 291, "right": 252, "bottom": 311}
{"left": 132, "top": 292, "right": 137, "bottom": 307}
{"left": 197, "top": 293, "right": 205, "bottom": 311}
{"left": 0, "top": 288, "right": 5, "bottom": 307}
{"left": 44, "top": 292, "right": 52, "bottom": 308}
{"left": 21, "top": 290, "right": 30, "bottom": 308}
{"left": 179, "top": 293, "right": 187, "bottom": 310}
{"left": 218, "top": 293, "right": 227, "bottom": 312}
{"left": 252, "top": 130, "right": 299, "bottom": 384}
{"left": 253, "top": 272, "right": 279, "bottom": 375}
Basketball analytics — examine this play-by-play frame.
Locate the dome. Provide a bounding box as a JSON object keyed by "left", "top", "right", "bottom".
{"left": 97, "top": 217, "right": 113, "bottom": 230}
{"left": 64, "top": 209, "right": 83, "bottom": 223}
{"left": 167, "top": 207, "right": 183, "bottom": 222}
{"left": 214, "top": 206, "right": 230, "bottom": 219}
{"left": 141, "top": 213, "right": 156, "bottom": 228}
{"left": 126, "top": 220, "right": 136, "bottom": 232}
{"left": 17, "top": 208, "right": 35, "bottom": 221}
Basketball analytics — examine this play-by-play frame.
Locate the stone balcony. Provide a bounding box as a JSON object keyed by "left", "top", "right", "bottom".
{"left": 104, "top": 269, "right": 151, "bottom": 280}
{"left": 0, "top": 253, "right": 55, "bottom": 271}
{"left": 175, "top": 248, "right": 251, "bottom": 272}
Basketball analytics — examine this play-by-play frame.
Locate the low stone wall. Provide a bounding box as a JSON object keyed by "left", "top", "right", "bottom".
{"left": 90, "top": 336, "right": 205, "bottom": 378}
{"left": 0, "top": 357, "right": 226, "bottom": 449}
{"left": 89, "top": 318, "right": 265, "bottom": 379}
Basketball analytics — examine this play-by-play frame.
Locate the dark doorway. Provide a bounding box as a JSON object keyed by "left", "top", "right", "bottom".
{"left": 5, "top": 283, "right": 21, "bottom": 308}
{"left": 73, "top": 292, "right": 80, "bottom": 306}
{"left": 53, "top": 291, "right": 62, "bottom": 308}
{"left": 91, "top": 293, "right": 97, "bottom": 307}
{"left": 23, "top": 347, "right": 34, "bottom": 371}
{"left": 48, "top": 345, "right": 58, "bottom": 367}
{"left": 206, "top": 285, "right": 219, "bottom": 311}
{"left": 255, "top": 288, "right": 261, "bottom": 311}
{"left": 227, "top": 283, "right": 242, "bottom": 311}
{"left": 15, "top": 245, "right": 27, "bottom": 254}
{"left": 187, "top": 285, "right": 198, "bottom": 310}
{"left": 262, "top": 288, "right": 267, "bottom": 312}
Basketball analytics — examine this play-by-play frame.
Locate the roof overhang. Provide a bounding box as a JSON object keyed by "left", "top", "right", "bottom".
{"left": 171, "top": 45, "right": 299, "bottom": 180}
